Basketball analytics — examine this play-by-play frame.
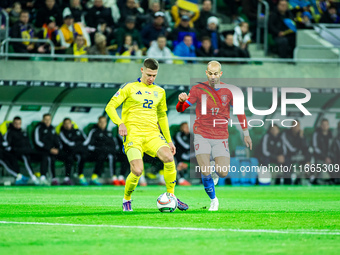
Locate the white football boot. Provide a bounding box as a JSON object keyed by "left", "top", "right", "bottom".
{"left": 209, "top": 197, "right": 219, "bottom": 211}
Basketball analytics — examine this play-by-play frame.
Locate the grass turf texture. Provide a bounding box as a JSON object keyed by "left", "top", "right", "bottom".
{"left": 0, "top": 186, "right": 340, "bottom": 255}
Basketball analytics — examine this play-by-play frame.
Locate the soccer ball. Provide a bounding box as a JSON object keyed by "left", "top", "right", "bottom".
{"left": 157, "top": 193, "right": 178, "bottom": 212}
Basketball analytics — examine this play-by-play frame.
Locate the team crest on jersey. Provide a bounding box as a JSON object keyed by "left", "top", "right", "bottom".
{"left": 221, "top": 95, "right": 228, "bottom": 106}
{"left": 145, "top": 91, "right": 151, "bottom": 95}
{"left": 128, "top": 142, "right": 133, "bottom": 146}
{"left": 195, "top": 144, "right": 199, "bottom": 150}
{"left": 153, "top": 91, "right": 158, "bottom": 98}
{"left": 114, "top": 91, "right": 120, "bottom": 97}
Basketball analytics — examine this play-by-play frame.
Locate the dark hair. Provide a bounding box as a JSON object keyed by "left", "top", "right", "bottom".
{"left": 98, "top": 115, "right": 106, "bottom": 121}
{"left": 157, "top": 34, "right": 166, "bottom": 40}
{"left": 13, "top": 116, "right": 21, "bottom": 121}
{"left": 180, "top": 122, "right": 188, "bottom": 130}
{"left": 268, "top": 124, "right": 279, "bottom": 133}
{"left": 321, "top": 118, "right": 329, "bottom": 123}
{"left": 143, "top": 58, "right": 159, "bottom": 70}
{"left": 20, "top": 10, "right": 30, "bottom": 16}
{"left": 63, "top": 117, "right": 71, "bottom": 123}
{"left": 201, "top": 36, "right": 211, "bottom": 42}
{"left": 43, "top": 113, "right": 51, "bottom": 119}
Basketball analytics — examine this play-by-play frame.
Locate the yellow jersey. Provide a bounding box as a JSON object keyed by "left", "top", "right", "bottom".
{"left": 106, "top": 78, "right": 168, "bottom": 137}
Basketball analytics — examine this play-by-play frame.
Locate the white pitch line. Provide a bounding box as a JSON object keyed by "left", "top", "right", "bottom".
{"left": 0, "top": 221, "right": 339, "bottom": 235}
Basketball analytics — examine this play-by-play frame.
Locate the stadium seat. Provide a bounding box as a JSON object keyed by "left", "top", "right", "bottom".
{"left": 303, "top": 127, "right": 315, "bottom": 146}
{"left": 0, "top": 121, "right": 12, "bottom": 135}
{"left": 26, "top": 121, "right": 40, "bottom": 148}
{"left": 170, "top": 124, "right": 181, "bottom": 137}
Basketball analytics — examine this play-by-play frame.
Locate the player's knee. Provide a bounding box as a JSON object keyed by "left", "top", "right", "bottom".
{"left": 161, "top": 153, "right": 174, "bottom": 163}
{"left": 130, "top": 161, "right": 143, "bottom": 176}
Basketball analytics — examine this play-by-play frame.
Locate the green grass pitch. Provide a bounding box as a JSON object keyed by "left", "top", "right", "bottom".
{"left": 0, "top": 186, "right": 340, "bottom": 255}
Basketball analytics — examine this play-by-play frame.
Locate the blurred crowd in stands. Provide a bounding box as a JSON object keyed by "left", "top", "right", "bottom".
{"left": 0, "top": 114, "right": 339, "bottom": 186}
{"left": 1, "top": 0, "right": 339, "bottom": 61}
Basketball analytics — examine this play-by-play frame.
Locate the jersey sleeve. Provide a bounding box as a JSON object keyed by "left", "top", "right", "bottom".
{"left": 157, "top": 89, "right": 168, "bottom": 113}
{"left": 105, "top": 83, "right": 131, "bottom": 126}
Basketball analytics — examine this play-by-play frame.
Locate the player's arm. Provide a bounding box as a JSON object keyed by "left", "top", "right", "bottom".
{"left": 158, "top": 91, "right": 176, "bottom": 155}
{"left": 176, "top": 92, "right": 193, "bottom": 112}
{"left": 105, "top": 85, "right": 129, "bottom": 136}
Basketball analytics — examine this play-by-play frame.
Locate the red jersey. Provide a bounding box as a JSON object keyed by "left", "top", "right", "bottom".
{"left": 177, "top": 82, "right": 247, "bottom": 139}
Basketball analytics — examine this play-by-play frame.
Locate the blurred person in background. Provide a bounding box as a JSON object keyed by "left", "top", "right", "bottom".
{"left": 88, "top": 32, "right": 111, "bottom": 61}
{"left": 10, "top": 10, "right": 36, "bottom": 54}
{"left": 65, "top": 33, "right": 89, "bottom": 62}
{"left": 34, "top": 114, "right": 61, "bottom": 186}
{"left": 59, "top": 117, "right": 88, "bottom": 185}
{"left": 3, "top": 116, "right": 39, "bottom": 185}
{"left": 35, "top": 0, "right": 63, "bottom": 28}
{"left": 233, "top": 21, "right": 251, "bottom": 58}
{"left": 173, "top": 122, "right": 191, "bottom": 186}
{"left": 141, "top": 11, "right": 167, "bottom": 48}
{"left": 147, "top": 35, "right": 173, "bottom": 64}
{"left": 260, "top": 124, "right": 286, "bottom": 184}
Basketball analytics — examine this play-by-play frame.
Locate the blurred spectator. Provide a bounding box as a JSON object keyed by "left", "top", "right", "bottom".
{"left": 86, "top": 0, "right": 115, "bottom": 30}
{"left": 312, "top": 118, "right": 333, "bottom": 184}
{"left": 3, "top": 116, "right": 39, "bottom": 185}
{"left": 88, "top": 32, "right": 111, "bottom": 61}
{"left": 65, "top": 34, "right": 89, "bottom": 62}
{"left": 141, "top": 11, "right": 167, "bottom": 48}
{"left": 10, "top": 10, "right": 36, "bottom": 54}
{"left": 320, "top": 5, "right": 340, "bottom": 23}
{"left": 196, "top": 36, "right": 215, "bottom": 57}
{"left": 313, "top": 118, "right": 332, "bottom": 164}
{"left": 224, "top": 0, "right": 242, "bottom": 22}
{"left": 118, "top": 0, "right": 142, "bottom": 26}
{"left": 114, "top": 133, "right": 130, "bottom": 185}
{"left": 173, "top": 34, "right": 196, "bottom": 62}
{"left": 281, "top": 120, "right": 311, "bottom": 184}
{"left": 115, "top": 16, "right": 143, "bottom": 48}
{"left": 83, "top": 116, "right": 126, "bottom": 185}
{"left": 33, "top": 114, "right": 61, "bottom": 186}
{"left": 0, "top": 132, "right": 21, "bottom": 183}
{"left": 147, "top": 35, "right": 173, "bottom": 64}
{"left": 37, "top": 16, "right": 63, "bottom": 54}
{"left": 233, "top": 22, "right": 251, "bottom": 58}
{"left": 9, "top": 2, "right": 21, "bottom": 26}
{"left": 330, "top": 122, "right": 340, "bottom": 168}
{"left": 219, "top": 33, "right": 246, "bottom": 58}
{"left": 171, "top": 0, "right": 199, "bottom": 28}
{"left": 90, "top": 19, "right": 115, "bottom": 45}
{"left": 296, "top": 11, "right": 313, "bottom": 29}
{"left": 35, "top": 0, "right": 63, "bottom": 28}
{"left": 116, "top": 34, "right": 142, "bottom": 63}
{"left": 195, "top": 0, "right": 213, "bottom": 31}
{"left": 59, "top": 117, "right": 88, "bottom": 185}
{"left": 173, "top": 122, "right": 191, "bottom": 186}
{"left": 170, "top": 15, "right": 199, "bottom": 48}
{"left": 59, "top": 11, "right": 91, "bottom": 48}
{"left": 268, "top": 0, "right": 296, "bottom": 58}
{"left": 260, "top": 124, "right": 286, "bottom": 183}
{"left": 86, "top": 0, "right": 121, "bottom": 24}
{"left": 200, "top": 16, "right": 221, "bottom": 54}
{"left": 242, "top": 0, "right": 258, "bottom": 37}
{"left": 140, "top": 1, "right": 169, "bottom": 27}
{"left": 63, "top": 0, "right": 84, "bottom": 23}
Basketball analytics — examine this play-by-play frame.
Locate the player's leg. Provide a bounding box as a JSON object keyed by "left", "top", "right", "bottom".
{"left": 157, "top": 146, "right": 176, "bottom": 194}
{"left": 123, "top": 147, "right": 144, "bottom": 211}
{"left": 194, "top": 134, "right": 217, "bottom": 207}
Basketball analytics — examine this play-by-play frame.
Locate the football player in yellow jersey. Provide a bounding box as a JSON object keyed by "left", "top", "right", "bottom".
{"left": 105, "top": 58, "right": 189, "bottom": 211}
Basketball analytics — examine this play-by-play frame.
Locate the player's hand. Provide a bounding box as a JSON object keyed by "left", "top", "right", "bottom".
{"left": 178, "top": 92, "right": 189, "bottom": 102}
{"left": 119, "top": 123, "right": 128, "bottom": 136}
{"left": 244, "top": 136, "right": 252, "bottom": 150}
{"left": 168, "top": 142, "right": 176, "bottom": 155}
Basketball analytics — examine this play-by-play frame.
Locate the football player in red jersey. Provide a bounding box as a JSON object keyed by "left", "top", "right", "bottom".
{"left": 176, "top": 61, "right": 252, "bottom": 211}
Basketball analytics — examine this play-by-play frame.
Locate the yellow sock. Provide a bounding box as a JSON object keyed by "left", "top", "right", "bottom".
{"left": 124, "top": 172, "right": 141, "bottom": 200}
{"left": 163, "top": 161, "right": 176, "bottom": 194}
